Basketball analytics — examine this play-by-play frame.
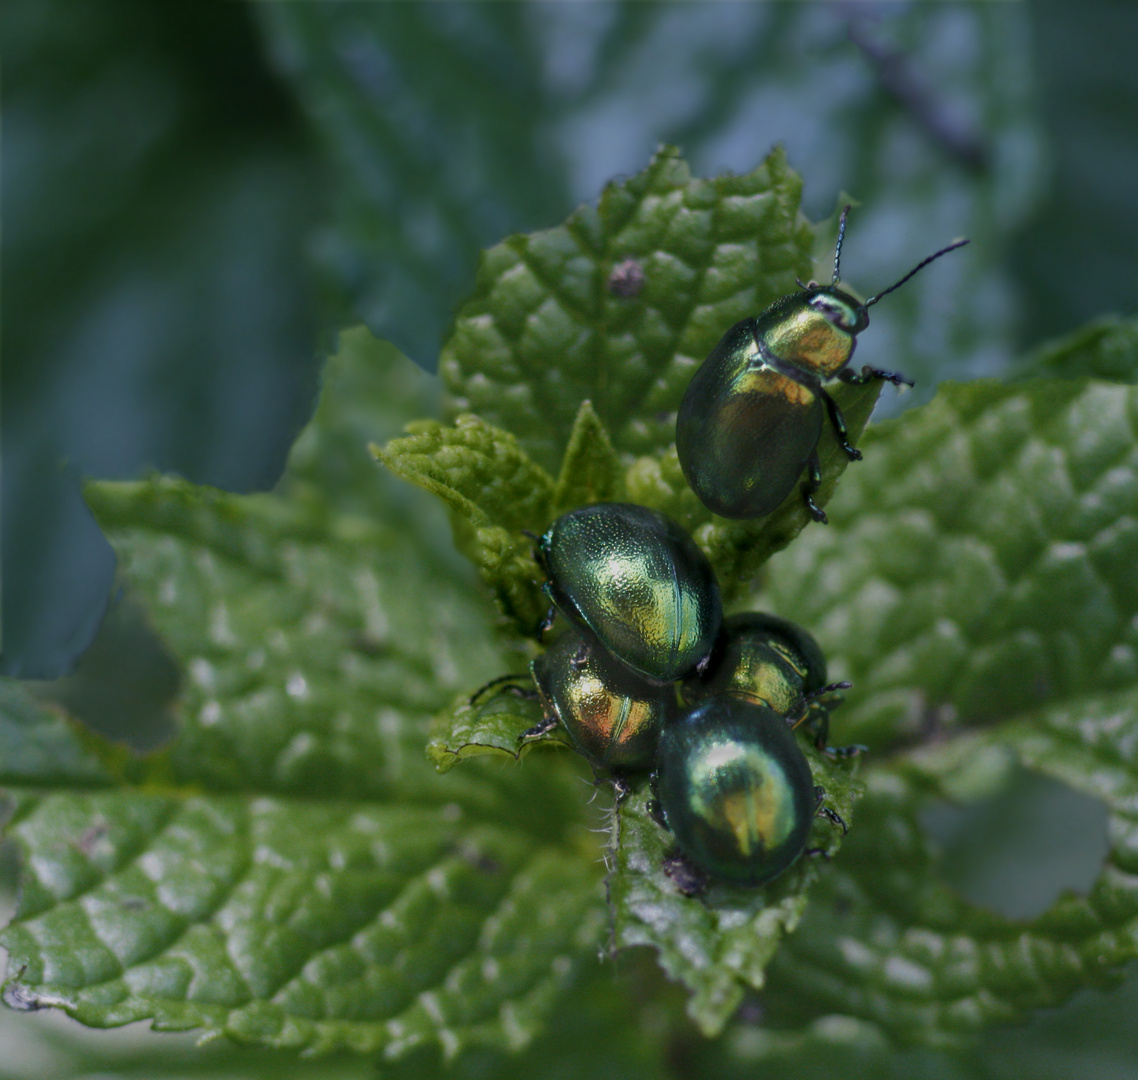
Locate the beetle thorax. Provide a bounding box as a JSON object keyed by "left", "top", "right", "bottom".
{"left": 757, "top": 300, "right": 854, "bottom": 380}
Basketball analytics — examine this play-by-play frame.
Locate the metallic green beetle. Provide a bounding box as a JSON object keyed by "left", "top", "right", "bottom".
{"left": 683, "top": 612, "right": 826, "bottom": 713}
{"left": 538, "top": 502, "right": 722, "bottom": 683}
{"left": 523, "top": 627, "right": 677, "bottom": 770}
{"left": 676, "top": 207, "right": 968, "bottom": 522}
{"left": 654, "top": 696, "right": 845, "bottom": 887}
{"left": 683, "top": 612, "right": 859, "bottom": 758}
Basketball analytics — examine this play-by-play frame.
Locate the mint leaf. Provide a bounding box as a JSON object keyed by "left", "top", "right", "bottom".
{"left": 716, "top": 374, "right": 1138, "bottom": 1049}
{"left": 428, "top": 684, "right": 570, "bottom": 773}
{"left": 1017, "top": 316, "right": 1138, "bottom": 384}
{"left": 552, "top": 401, "right": 625, "bottom": 515}
{"left": 1, "top": 345, "right": 608, "bottom": 1058}
{"left": 761, "top": 379, "right": 1138, "bottom": 747}
{"left": 756, "top": 687, "right": 1138, "bottom": 1049}
{"left": 441, "top": 145, "right": 815, "bottom": 474}
{"left": 374, "top": 416, "right": 554, "bottom": 635}
{"left": 374, "top": 416, "right": 553, "bottom": 534}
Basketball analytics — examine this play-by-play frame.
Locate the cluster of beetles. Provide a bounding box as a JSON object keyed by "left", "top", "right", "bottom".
{"left": 475, "top": 208, "right": 968, "bottom": 893}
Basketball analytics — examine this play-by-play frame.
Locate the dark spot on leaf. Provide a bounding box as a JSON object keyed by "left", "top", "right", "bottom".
{"left": 351, "top": 634, "right": 388, "bottom": 657}
{"left": 458, "top": 844, "right": 500, "bottom": 875}
{"left": 74, "top": 822, "right": 110, "bottom": 855}
{"left": 735, "top": 998, "right": 764, "bottom": 1025}
{"left": 607, "top": 259, "right": 645, "bottom": 298}
{"left": 663, "top": 853, "right": 708, "bottom": 897}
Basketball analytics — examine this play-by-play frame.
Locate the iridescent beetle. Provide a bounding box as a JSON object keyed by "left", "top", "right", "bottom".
{"left": 676, "top": 207, "right": 968, "bottom": 522}
{"left": 536, "top": 503, "right": 722, "bottom": 683}
{"left": 652, "top": 695, "right": 848, "bottom": 889}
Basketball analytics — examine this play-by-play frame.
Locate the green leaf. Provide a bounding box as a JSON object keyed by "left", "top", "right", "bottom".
{"left": 374, "top": 416, "right": 553, "bottom": 534}
{"left": 0, "top": 686, "right": 115, "bottom": 789}
{"left": 552, "top": 401, "right": 625, "bottom": 515}
{"left": 1, "top": 774, "right": 604, "bottom": 1054}
{"left": 610, "top": 743, "right": 864, "bottom": 1037}
{"left": 1, "top": 343, "right": 609, "bottom": 1059}
{"left": 761, "top": 378, "right": 1138, "bottom": 747}
{"left": 441, "top": 144, "right": 815, "bottom": 474}
{"left": 758, "top": 686, "right": 1138, "bottom": 1049}
{"left": 1016, "top": 315, "right": 1138, "bottom": 384}
{"left": 255, "top": 5, "right": 571, "bottom": 367}
{"left": 374, "top": 416, "right": 554, "bottom": 635}
{"left": 283, "top": 328, "right": 443, "bottom": 528}
{"left": 427, "top": 684, "right": 572, "bottom": 773}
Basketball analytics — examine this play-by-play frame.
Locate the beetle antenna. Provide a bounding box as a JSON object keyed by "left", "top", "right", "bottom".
{"left": 863, "top": 237, "right": 970, "bottom": 309}
{"left": 831, "top": 204, "right": 852, "bottom": 285}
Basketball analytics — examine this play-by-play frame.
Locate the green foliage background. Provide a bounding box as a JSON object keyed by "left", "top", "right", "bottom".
{"left": 5, "top": 3, "right": 1138, "bottom": 1078}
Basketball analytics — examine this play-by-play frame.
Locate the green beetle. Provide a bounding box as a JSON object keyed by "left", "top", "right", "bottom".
{"left": 522, "top": 627, "right": 677, "bottom": 771}
{"left": 683, "top": 612, "right": 859, "bottom": 757}
{"left": 654, "top": 696, "right": 846, "bottom": 888}
{"left": 538, "top": 502, "right": 722, "bottom": 683}
{"left": 684, "top": 612, "right": 827, "bottom": 713}
{"left": 676, "top": 207, "right": 968, "bottom": 522}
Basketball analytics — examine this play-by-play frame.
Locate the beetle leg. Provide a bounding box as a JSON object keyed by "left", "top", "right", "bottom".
{"left": 469, "top": 673, "right": 536, "bottom": 705}
{"left": 817, "top": 387, "right": 862, "bottom": 461}
{"left": 839, "top": 365, "right": 914, "bottom": 389}
{"left": 646, "top": 769, "right": 669, "bottom": 830}
{"left": 804, "top": 790, "right": 840, "bottom": 859}
{"left": 793, "top": 697, "right": 831, "bottom": 746}
{"left": 608, "top": 773, "right": 633, "bottom": 805}
{"left": 817, "top": 806, "right": 849, "bottom": 833}
{"left": 536, "top": 605, "right": 557, "bottom": 642}
{"left": 813, "top": 786, "right": 849, "bottom": 835}
{"left": 790, "top": 681, "right": 865, "bottom": 758}
{"left": 802, "top": 450, "right": 829, "bottom": 523}
{"left": 518, "top": 712, "right": 560, "bottom": 743}
{"left": 796, "top": 705, "right": 865, "bottom": 759}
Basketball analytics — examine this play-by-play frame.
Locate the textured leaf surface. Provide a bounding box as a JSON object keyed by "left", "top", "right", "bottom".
{"left": 761, "top": 379, "right": 1138, "bottom": 747}
{"left": 1016, "top": 316, "right": 1138, "bottom": 384}
{"left": 374, "top": 416, "right": 553, "bottom": 634}
{"left": 715, "top": 373, "right": 1138, "bottom": 1049}
{"left": 441, "top": 144, "right": 815, "bottom": 474}
{"left": 1, "top": 351, "right": 608, "bottom": 1058}
{"left": 427, "top": 685, "right": 569, "bottom": 773}
{"left": 759, "top": 687, "right": 1138, "bottom": 1048}
{"left": 552, "top": 401, "right": 625, "bottom": 515}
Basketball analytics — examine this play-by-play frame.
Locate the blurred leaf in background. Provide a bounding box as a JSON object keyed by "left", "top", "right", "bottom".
{"left": 2, "top": 0, "right": 323, "bottom": 677}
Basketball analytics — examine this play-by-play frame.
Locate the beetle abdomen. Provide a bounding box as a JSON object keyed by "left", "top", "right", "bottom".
{"left": 678, "top": 357, "right": 823, "bottom": 519}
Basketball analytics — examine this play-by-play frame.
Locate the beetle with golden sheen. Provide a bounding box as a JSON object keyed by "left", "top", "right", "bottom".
{"left": 654, "top": 697, "right": 841, "bottom": 887}
{"left": 524, "top": 627, "right": 676, "bottom": 771}
{"left": 676, "top": 207, "right": 968, "bottom": 523}
{"left": 538, "top": 502, "right": 722, "bottom": 683}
